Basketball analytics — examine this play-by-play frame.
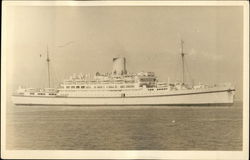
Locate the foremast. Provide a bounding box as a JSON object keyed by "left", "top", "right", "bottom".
{"left": 46, "top": 46, "right": 51, "bottom": 88}
{"left": 181, "top": 40, "right": 186, "bottom": 85}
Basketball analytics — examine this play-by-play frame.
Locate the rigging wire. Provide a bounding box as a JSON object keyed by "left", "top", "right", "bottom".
{"left": 38, "top": 52, "right": 47, "bottom": 88}
{"left": 50, "top": 62, "right": 60, "bottom": 88}
{"left": 173, "top": 53, "right": 181, "bottom": 84}
{"left": 184, "top": 56, "right": 194, "bottom": 86}
{"left": 48, "top": 51, "right": 61, "bottom": 88}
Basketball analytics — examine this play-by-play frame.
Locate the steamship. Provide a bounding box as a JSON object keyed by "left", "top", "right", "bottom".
{"left": 12, "top": 42, "right": 235, "bottom": 106}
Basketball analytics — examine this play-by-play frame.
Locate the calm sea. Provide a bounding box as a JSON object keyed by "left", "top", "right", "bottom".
{"left": 6, "top": 101, "right": 242, "bottom": 150}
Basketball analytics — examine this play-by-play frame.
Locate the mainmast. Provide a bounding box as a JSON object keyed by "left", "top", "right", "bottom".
{"left": 46, "top": 46, "right": 51, "bottom": 88}
{"left": 181, "top": 40, "right": 185, "bottom": 84}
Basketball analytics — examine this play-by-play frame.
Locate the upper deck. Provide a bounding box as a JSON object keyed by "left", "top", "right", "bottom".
{"left": 59, "top": 71, "right": 157, "bottom": 91}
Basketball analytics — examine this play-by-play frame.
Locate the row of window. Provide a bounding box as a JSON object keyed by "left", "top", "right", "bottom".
{"left": 65, "top": 85, "right": 135, "bottom": 89}
{"left": 139, "top": 78, "right": 156, "bottom": 82}
{"left": 157, "top": 88, "right": 168, "bottom": 90}
{"left": 147, "top": 88, "right": 168, "bottom": 91}
{"left": 29, "top": 93, "right": 56, "bottom": 95}
{"left": 29, "top": 92, "right": 45, "bottom": 95}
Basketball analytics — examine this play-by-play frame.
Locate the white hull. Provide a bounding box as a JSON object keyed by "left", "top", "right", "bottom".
{"left": 12, "top": 88, "right": 235, "bottom": 106}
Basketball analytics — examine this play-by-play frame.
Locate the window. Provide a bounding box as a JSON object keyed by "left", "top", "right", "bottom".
{"left": 30, "top": 93, "right": 34, "bottom": 95}
{"left": 66, "top": 86, "right": 70, "bottom": 89}
{"left": 76, "top": 86, "right": 80, "bottom": 89}
{"left": 126, "top": 85, "right": 134, "bottom": 88}
{"left": 71, "top": 86, "right": 75, "bottom": 89}
{"left": 81, "top": 86, "right": 85, "bottom": 88}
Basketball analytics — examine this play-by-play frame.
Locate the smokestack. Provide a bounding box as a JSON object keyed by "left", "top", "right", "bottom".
{"left": 112, "top": 57, "right": 127, "bottom": 75}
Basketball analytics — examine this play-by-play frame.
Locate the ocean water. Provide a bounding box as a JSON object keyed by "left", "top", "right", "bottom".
{"left": 6, "top": 102, "right": 242, "bottom": 150}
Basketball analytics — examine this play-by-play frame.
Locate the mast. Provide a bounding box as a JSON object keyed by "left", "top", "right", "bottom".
{"left": 46, "top": 46, "right": 51, "bottom": 88}
{"left": 181, "top": 40, "right": 185, "bottom": 84}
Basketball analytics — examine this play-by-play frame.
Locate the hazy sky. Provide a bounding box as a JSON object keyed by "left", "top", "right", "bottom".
{"left": 4, "top": 6, "right": 244, "bottom": 100}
